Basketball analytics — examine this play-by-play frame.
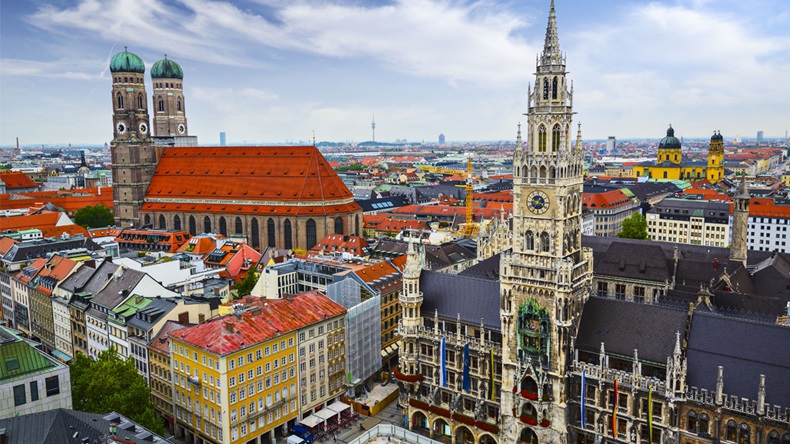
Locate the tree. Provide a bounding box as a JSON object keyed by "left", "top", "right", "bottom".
{"left": 233, "top": 271, "right": 259, "bottom": 299}
{"left": 71, "top": 347, "right": 164, "bottom": 436}
{"left": 73, "top": 204, "right": 114, "bottom": 228}
{"left": 618, "top": 212, "right": 649, "bottom": 240}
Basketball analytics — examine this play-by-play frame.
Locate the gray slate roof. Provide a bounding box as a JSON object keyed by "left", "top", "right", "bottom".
{"left": 420, "top": 270, "right": 500, "bottom": 331}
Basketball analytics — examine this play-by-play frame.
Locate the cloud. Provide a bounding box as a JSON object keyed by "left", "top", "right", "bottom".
{"left": 0, "top": 58, "right": 105, "bottom": 80}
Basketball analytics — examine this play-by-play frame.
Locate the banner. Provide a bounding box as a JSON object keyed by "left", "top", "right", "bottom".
{"left": 462, "top": 343, "right": 471, "bottom": 393}
{"left": 488, "top": 348, "right": 496, "bottom": 401}
{"left": 612, "top": 378, "right": 619, "bottom": 438}
{"left": 439, "top": 338, "right": 447, "bottom": 387}
{"left": 648, "top": 386, "right": 654, "bottom": 443}
{"left": 581, "top": 370, "right": 587, "bottom": 429}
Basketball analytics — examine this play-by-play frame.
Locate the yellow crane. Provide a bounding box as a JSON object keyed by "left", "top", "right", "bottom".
{"left": 459, "top": 155, "right": 480, "bottom": 237}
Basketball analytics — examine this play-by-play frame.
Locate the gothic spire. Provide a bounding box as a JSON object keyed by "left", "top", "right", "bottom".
{"left": 575, "top": 122, "right": 583, "bottom": 151}
{"left": 541, "top": 0, "right": 563, "bottom": 66}
{"left": 516, "top": 123, "right": 523, "bottom": 151}
{"left": 735, "top": 174, "right": 749, "bottom": 199}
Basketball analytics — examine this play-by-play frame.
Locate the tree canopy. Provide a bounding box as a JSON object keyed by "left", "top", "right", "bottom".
{"left": 73, "top": 204, "right": 114, "bottom": 228}
{"left": 617, "top": 212, "right": 649, "bottom": 240}
{"left": 233, "top": 271, "right": 259, "bottom": 299}
{"left": 71, "top": 347, "right": 164, "bottom": 436}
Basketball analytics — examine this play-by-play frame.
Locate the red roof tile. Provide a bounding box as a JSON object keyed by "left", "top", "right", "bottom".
{"left": 583, "top": 190, "right": 633, "bottom": 209}
{"left": 0, "top": 171, "right": 38, "bottom": 189}
{"left": 309, "top": 234, "right": 368, "bottom": 256}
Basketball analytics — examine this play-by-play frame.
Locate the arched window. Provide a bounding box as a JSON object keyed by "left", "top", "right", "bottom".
{"left": 525, "top": 231, "right": 534, "bottom": 250}
{"left": 188, "top": 216, "right": 196, "bottom": 235}
{"left": 726, "top": 420, "right": 738, "bottom": 442}
{"left": 159, "top": 215, "right": 166, "bottom": 230}
{"left": 267, "top": 218, "right": 276, "bottom": 247}
{"left": 542, "top": 79, "right": 549, "bottom": 100}
{"left": 686, "top": 410, "right": 697, "bottom": 433}
{"left": 306, "top": 219, "right": 317, "bottom": 249}
{"left": 173, "top": 215, "right": 181, "bottom": 231}
{"left": 204, "top": 216, "right": 212, "bottom": 234}
{"left": 144, "top": 214, "right": 151, "bottom": 226}
{"left": 137, "top": 93, "right": 144, "bottom": 109}
{"left": 767, "top": 432, "right": 780, "bottom": 444}
{"left": 219, "top": 217, "right": 227, "bottom": 236}
{"left": 117, "top": 93, "right": 124, "bottom": 109}
{"left": 283, "top": 219, "right": 293, "bottom": 250}
{"left": 552, "top": 124, "right": 561, "bottom": 151}
{"left": 538, "top": 124, "right": 547, "bottom": 152}
{"left": 235, "top": 217, "right": 243, "bottom": 235}
{"left": 334, "top": 217, "right": 343, "bottom": 235}
{"left": 251, "top": 218, "right": 259, "bottom": 249}
{"left": 552, "top": 77, "right": 558, "bottom": 99}
{"left": 739, "top": 423, "right": 750, "bottom": 444}
{"left": 355, "top": 215, "right": 360, "bottom": 235}
{"left": 663, "top": 171, "right": 668, "bottom": 179}
{"left": 158, "top": 97, "right": 164, "bottom": 112}
{"left": 177, "top": 97, "right": 182, "bottom": 111}
{"left": 698, "top": 414, "right": 709, "bottom": 436}
{"left": 541, "top": 232, "right": 550, "bottom": 252}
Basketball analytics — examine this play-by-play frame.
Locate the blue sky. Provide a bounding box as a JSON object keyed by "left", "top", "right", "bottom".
{"left": 1, "top": 0, "right": 789, "bottom": 146}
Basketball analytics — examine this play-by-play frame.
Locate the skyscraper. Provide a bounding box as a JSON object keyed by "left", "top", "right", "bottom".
{"left": 219, "top": 131, "right": 226, "bottom": 146}
{"left": 757, "top": 130, "right": 764, "bottom": 143}
{"left": 438, "top": 133, "right": 446, "bottom": 144}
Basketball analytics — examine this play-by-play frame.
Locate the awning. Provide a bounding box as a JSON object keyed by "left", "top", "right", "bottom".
{"left": 52, "top": 350, "right": 72, "bottom": 362}
{"left": 314, "top": 408, "right": 338, "bottom": 421}
{"left": 299, "top": 415, "right": 323, "bottom": 428}
{"left": 380, "top": 343, "right": 399, "bottom": 358}
{"left": 327, "top": 400, "right": 351, "bottom": 414}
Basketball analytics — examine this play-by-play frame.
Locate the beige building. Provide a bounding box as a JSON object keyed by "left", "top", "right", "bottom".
{"left": 582, "top": 189, "right": 640, "bottom": 237}
{"left": 646, "top": 199, "right": 731, "bottom": 247}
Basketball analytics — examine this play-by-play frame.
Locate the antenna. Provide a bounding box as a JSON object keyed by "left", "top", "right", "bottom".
{"left": 371, "top": 113, "right": 376, "bottom": 143}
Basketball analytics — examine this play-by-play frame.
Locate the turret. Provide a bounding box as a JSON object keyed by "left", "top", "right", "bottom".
{"left": 730, "top": 175, "right": 749, "bottom": 263}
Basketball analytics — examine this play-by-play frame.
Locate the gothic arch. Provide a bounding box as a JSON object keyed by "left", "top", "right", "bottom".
{"left": 552, "top": 124, "right": 561, "bottom": 151}
{"left": 117, "top": 93, "right": 124, "bottom": 109}
{"left": 521, "top": 376, "right": 538, "bottom": 393}
{"left": 159, "top": 215, "right": 166, "bottom": 229}
{"left": 219, "top": 217, "right": 227, "bottom": 236}
{"left": 542, "top": 78, "right": 549, "bottom": 100}
{"left": 306, "top": 219, "right": 317, "bottom": 249}
{"left": 283, "top": 219, "right": 293, "bottom": 250}
{"left": 541, "top": 232, "right": 550, "bottom": 252}
{"left": 525, "top": 231, "right": 534, "bottom": 250}
{"left": 251, "top": 218, "right": 260, "bottom": 249}
{"left": 204, "top": 216, "right": 212, "bottom": 234}
{"left": 173, "top": 215, "right": 181, "bottom": 231}
{"left": 235, "top": 217, "right": 243, "bottom": 235}
{"left": 433, "top": 417, "right": 451, "bottom": 438}
{"left": 137, "top": 93, "right": 144, "bottom": 109}
{"left": 540, "top": 166, "right": 547, "bottom": 178}
{"left": 334, "top": 217, "right": 344, "bottom": 235}
{"left": 549, "top": 166, "right": 556, "bottom": 179}
{"left": 267, "top": 218, "right": 276, "bottom": 247}
{"left": 531, "top": 166, "right": 538, "bottom": 181}
{"left": 158, "top": 96, "right": 164, "bottom": 112}
{"left": 479, "top": 433, "right": 497, "bottom": 444}
{"left": 552, "top": 76, "right": 558, "bottom": 99}
{"left": 144, "top": 214, "right": 151, "bottom": 226}
{"left": 188, "top": 216, "right": 196, "bottom": 235}
{"left": 538, "top": 125, "right": 547, "bottom": 152}
{"left": 455, "top": 425, "right": 474, "bottom": 444}
{"left": 410, "top": 410, "right": 429, "bottom": 431}
{"left": 177, "top": 97, "right": 182, "bottom": 111}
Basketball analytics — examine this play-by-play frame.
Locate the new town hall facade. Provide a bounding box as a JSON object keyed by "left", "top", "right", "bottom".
{"left": 395, "top": 2, "right": 790, "bottom": 444}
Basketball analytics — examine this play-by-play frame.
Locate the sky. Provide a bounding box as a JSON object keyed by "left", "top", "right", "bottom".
{"left": 1, "top": 0, "right": 789, "bottom": 146}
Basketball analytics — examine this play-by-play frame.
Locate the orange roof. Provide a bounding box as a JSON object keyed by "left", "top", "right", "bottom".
{"left": 144, "top": 146, "right": 360, "bottom": 216}
{"left": 149, "top": 321, "right": 190, "bottom": 356}
{"left": 363, "top": 215, "right": 430, "bottom": 232}
{"left": 1, "top": 212, "right": 61, "bottom": 231}
{"left": 89, "top": 227, "right": 122, "bottom": 238}
{"left": 40, "top": 224, "right": 89, "bottom": 238}
{"left": 472, "top": 190, "right": 513, "bottom": 203}
{"left": 171, "top": 291, "right": 346, "bottom": 356}
{"left": 177, "top": 236, "right": 220, "bottom": 256}
{"left": 583, "top": 190, "right": 633, "bottom": 209}
{"left": 35, "top": 255, "right": 79, "bottom": 295}
{"left": 743, "top": 198, "right": 790, "bottom": 217}
{"left": 0, "top": 237, "right": 18, "bottom": 255}
{"left": 0, "top": 171, "right": 38, "bottom": 189}
{"left": 0, "top": 188, "right": 112, "bottom": 213}
{"left": 309, "top": 234, "right": 368, "bottom": 256}
{"left": 14, "top": 258, "right": 47, "bottom": 284}
{"left": 354, "top": 260, "right": 402, "bottom": 294}
{"left": 391, "top": 204, "right": 510, "bottom": 220}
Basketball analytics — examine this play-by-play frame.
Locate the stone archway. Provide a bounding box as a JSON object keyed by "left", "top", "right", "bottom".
{"left": 433, "top": 418, "right": 451, "bottom": 439}
{"left": 519, "top": 428, "right": 539, "bottom": 444}
{"left": 411, "top": 410, "right": 429, "bottom": 432}
{"left": 479, "top": 433, "right": 498, "bottom": 444}
{"left": 455, "top": 425, "right": 474, "bottom": 444}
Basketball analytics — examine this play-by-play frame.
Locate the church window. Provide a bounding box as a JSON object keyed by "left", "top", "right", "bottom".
{"left": 267, "top": 219, "right": 276, "bottom": 247}
{"left": 235, "top": 217, "right": 243, "bottom": 235}
{"left": 204, "top": 216, "right": 212, "bottom": 234}
{"left": 284, "top": 219, "right": 293, "bottom": 250}
{"left": 538, "top": 125, "right": 547, "bottom": 152}
{"left": 177, "top": 97, "right": 182, "bottom": 111}
{"left": 699, "top": 414, "right": 709, "bottom": 436}
{"left": 251, "top": 219, "right": 260, "bottom": 249}
{"left": 540, "top": 232, "right": 550, "bottom": 252}
{"left": 552, "top": 124, "right": 561, "bottom": 151}
{"left": 144, "top": 214, "right": 151, "bottom": 226}
{"left": 159, "top": 215, "right": 166, "bottom": 230}
{"left": 663, "top": 172, "right": 668, "bottom": 179}
{"left": 189, "top": 216, "right": 196, "bottom": 235}
{"left": 552, "top": 77, "right": 558, "bottom": 99}
{"left": 726, "top": 420, "right": 737, "bottom": 442}
{"left": 117, "top": 93, "right": 124, "bottom": 109}
{"left": 767, "top": 431, "right": 780, "bottom": 444}
{"left": 355, "top": 215, "right": 360, "bottom": 235}
{"left": 738, "top": 423, "right": 750, "bottom": 444}
{"left": 306, "top": 219, "right": 317, "bottom": 249}
{"left": 525, "top": 231, "right": 534, "bottom": 250}
{"left": 174, "top": 215, "right": 181, "bottom": 231}
{"left": 686, "top": 410, "right": 698, "bottom": 433}
{"left": 334, "top": 217, "right": 344, "bottom": 235}
{"left": 542, "top": 79, "right": 549, "bottom": 100}
{"left": 219, "top": 217, "right": 227, "bottom": 236}
{"left": 137, "top": 93, "right": 144, "bottom": 109}
{"left": 158, "top": 97, "right": 164, "bottom": 112}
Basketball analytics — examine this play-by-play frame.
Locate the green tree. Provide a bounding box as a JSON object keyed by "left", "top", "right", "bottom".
{"left": 233, "top": 271, "right": 259, "bottom": 299}
{"left": 73, "top": 204, "right": 114, "bottom": 228}
{"left": 618, "top": 212, "right": 649, "bottom": 240}
{"left": 71, "top": 347, "right": 164, "bottom": 435}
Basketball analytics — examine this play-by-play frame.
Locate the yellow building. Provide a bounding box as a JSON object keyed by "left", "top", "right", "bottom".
{"left": 633, "top": 127, "right": 725, "bottom": 182}
{"left": 169, "top": 292, "right": 347, "bottom": 444}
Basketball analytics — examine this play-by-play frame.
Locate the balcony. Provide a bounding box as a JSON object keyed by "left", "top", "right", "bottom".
{"left": 399, "top": 291, "right": 423, "bottom": 304}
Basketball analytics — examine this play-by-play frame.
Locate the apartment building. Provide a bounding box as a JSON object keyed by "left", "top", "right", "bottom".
{"left": 746, "top": 197, "right": 790, "bottom": 253}
{"left": 148, "top": 320, "right": 189, "bottom": 431}
{"left": 582, "top": 189, "right": 640, "bottom": 237}
{"left": 646, "top": 199, "right": 731, "bottom": 246}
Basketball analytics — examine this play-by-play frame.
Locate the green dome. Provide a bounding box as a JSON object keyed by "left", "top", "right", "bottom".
{"left": 658, "top": 126, "right": 681, "bottom": 149}
{"left": 110, "top": 48, "right": 145, "bottom": 74}
{"left": 151, "top": 57, "right": 183, "bottom": 79}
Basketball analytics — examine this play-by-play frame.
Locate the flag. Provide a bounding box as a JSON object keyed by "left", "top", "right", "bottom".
{"left": 581, "top": 370, "right": 587, "bottom": 429}
{"left": 462, "top": 343, "right": 471, "bottom": 393}
{"left": 439, "top": 338, "right": 447, "bottom": 387}
{"left": 488, "top": 348, "right": 496, "bottom": 400}
{"left": 612, "top": 378, "right": 619, "bottom": 438}
{"left": 648, "top": 386, "right": 654, "bottom": 443}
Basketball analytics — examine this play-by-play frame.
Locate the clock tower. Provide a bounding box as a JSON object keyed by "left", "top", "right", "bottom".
{"left": 109, "top": 47, "right": 157, "bottom": 227}
{"left": 499, "top": 1, "right": 593, "bottom": 442}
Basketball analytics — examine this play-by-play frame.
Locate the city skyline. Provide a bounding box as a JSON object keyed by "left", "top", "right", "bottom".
{"left": 1, "top": 0, "right": 789, "bottom": 146}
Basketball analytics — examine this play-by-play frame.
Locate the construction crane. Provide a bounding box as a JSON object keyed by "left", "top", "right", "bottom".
{"left": 459, "top": 155, "right": 480, "bottom": 237}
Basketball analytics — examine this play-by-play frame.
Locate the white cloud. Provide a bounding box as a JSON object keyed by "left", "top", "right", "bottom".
{"left": 0, "top": 58, "right": 104, "bottom": 80}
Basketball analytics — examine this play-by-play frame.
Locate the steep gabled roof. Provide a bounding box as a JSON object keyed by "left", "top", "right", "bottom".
{"left": 420, "top": 270, "right": 500, "bottom": 331}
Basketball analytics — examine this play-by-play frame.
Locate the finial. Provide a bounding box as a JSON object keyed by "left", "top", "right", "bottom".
{"left": 164, "top": 53, "right": 168, "bottom": 59}
{"left": 124, "top": 45, "right": 128, "bottom": 52}
{"left": 312, "top": 130, "right": 316, "bottom": 146}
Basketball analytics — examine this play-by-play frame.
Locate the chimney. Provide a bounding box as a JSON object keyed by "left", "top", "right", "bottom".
{"left": 198, "top": 313, "right": 206, "bottom": 324}
{"left": 178, "top": 312, "right": 189, "bottom": 324}
{"left": 224, "top": 321, "right": 235, "bottom": 333}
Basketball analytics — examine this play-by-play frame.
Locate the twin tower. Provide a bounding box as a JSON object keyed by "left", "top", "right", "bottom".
{"left": 109, "top": 48, "right": 189, "bottom": 227}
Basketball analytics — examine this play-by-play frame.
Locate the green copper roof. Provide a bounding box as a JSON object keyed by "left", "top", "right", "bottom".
{"left": 110, "top": 48, "right": 145, "bottom": 74}
{"left": 1, "top": 327, "right": 57, "bottom": 381}
{"left": 151, "top": 56, "right": 183, "bottom": 79}
{"left": 658, "top": 125, "right": 681, "bottom": 149}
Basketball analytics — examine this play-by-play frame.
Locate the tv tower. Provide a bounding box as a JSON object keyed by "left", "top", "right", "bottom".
{"left": 371, "top": 114, "right": 376, "bottom": 143}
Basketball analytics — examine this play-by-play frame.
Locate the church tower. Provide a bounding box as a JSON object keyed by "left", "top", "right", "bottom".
{"left": 110, "top": 48, "right": 157, "bottom": 227}
{"left": 707, "top": 131, "right": 725, "bottom": 182}
{"left": 730, "top": 175, "right": 749, "bottom": 263}
{"left": 500, "top": 1, "right": 593, "bottom": 442}
{"left": 151, "top": 55, "right": 188, "bottom": 138}
{"left": 397, "top": 240, "right": 425, "bottom": 396}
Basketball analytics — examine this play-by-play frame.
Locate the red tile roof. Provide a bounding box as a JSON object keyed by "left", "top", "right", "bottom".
{"left": 0, "top": 211, "right": 89, "bottom": 238}
{"left": 309, "top": 234, "right": 368, "bottom": 256}
{"left": 353, "top": 260, "right": 402, "bottom": 294}
{"left": 171, "top": 291, "right": 346, "bottom": 356}
{"left": 0, "top": 171, "right": 38, "bottom": 190}
{"left": 35, "top": 255, "right": 79, "bottom": 295}
{"left": 583, "top": 190, "right": 634, "bottom": 209}
{"left": 150, "top": 321, "right": 190, "bottom": 356}
{"left": 363, "top": 215, "right": 430, "bottom": 233}
{"left": 0, "top": 237, "right": 18, "bottom": 255}
{"left": 0, "top": 187, "right": 112, "bottom": 213}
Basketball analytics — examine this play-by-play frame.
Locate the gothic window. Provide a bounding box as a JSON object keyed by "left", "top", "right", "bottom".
{"left": 738, "top": 423, "right": 750, "bottom": 444}
{"left": 549, "top": 166, "right": 556, "bottom": 179}
{"left": 158, "top": 97, "right": 164, "bottom": 112}
{"left": 542, "top": 79, "right": 549, "bottom": 100}
{"left": 538, "top": 125, "right": 547, "bottom": 152}
{"left": 552, "top": 124, "right": 561, "bottom": 151}
{"left": 306, "top": 219, "right": 317, "bottom": 249}
{"left": 177, "top": 97, "right": 182, "bottom": 111}
{"left": 284, "top": 219, "right": 293, "bottom": 250}
{"left": 531, "top": 166, "right": 538, "bottom": 181}
{"left": 334, "top": 217, "right": 344, "bottom": 235}
{"left": 117, "top": 93, "right": 124, "bottom": 109}
{"left": 686, "top": 410, "right": 697, "bottom": 433}
{"left": 540, "top": 232, "right": 550, "bottom": 252}
{"left": 137, "top": 93, "right": 144, "bottom": 109}
{"left": 144, "top": 214, "right": 151, "bottom": 226}
{"left": 189, "top": 216, "right": 196, "bottom": 235}
{"left": 235, "top": 217, "right": 243, "bottom": 235}
{"left": 767, "top": 432, "right": 780, "bottom": 444}
{"left": 251, "top": 218, "right": 259, "bottom": 249}
{"left": 726, "top": 420, "right": 737, "bottom": 442}
{"left": 159, "top": 215, "right": 166, "bottom": 229}
{"left": 552, "top": 77, "right": 558, "bottom": 99}
{"left": 699, "top": 413, "right": 709, "bottom": 436}
{"left": 173, "top": 215, "right": 181, "bottom": 231}
{"left": 204, "top": 216, "right": 212, "bottom": 234}
{"left": 540, "top": 166, "right": 547, "bottom": 178}
{"left": 219, "top": 217, "right": 227, "bottom": 236}
{"left": 525, "top": 231, "right": 534, "bottom": 250}
{"left": 355, "top": 215, "right": 360, "bottom": 235}
{"left": 267, "top": 218, "right": 276, "bottom": 247}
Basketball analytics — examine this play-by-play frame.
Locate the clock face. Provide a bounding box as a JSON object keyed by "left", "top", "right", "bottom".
{"left": 116, "top": 122, "right": 127, "bottom": 135}
{"left": 139, "top": 122, "right": 148, "bottom": 134}
{"left": 177, "top": 124, "right": 186, "bottom": 135}
{"left": 528, "top": 190, "right": 550, "bottom": 214}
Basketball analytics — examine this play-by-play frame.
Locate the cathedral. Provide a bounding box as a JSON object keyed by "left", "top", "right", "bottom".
{"left": 632, "top": 127, "right": 725, "bottom": 183}
{"left": 395, "top": 2, "right": 790, "bottom": 444}
{"left": 108, "top": 50, "right": 362, "bottom": 250}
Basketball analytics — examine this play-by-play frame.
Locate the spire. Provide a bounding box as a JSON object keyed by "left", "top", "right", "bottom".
{"left": 516, "top": 123, "right": 523, "bottom": 151}
{"left": 735, "top": 174, "right": 749, "bottom": 199}
{"left": 541, "top": 0, "right": 563, "bottom": 65}
{"left": 575, "top": 122, "right": 582, "bottom": 151}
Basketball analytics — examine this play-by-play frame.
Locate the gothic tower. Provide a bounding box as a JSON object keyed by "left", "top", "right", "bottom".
{"left": 730, "top": 175, "right": 749, "bottom": 263}
{"left": 110, "top": 48, "right": 157, "bottom": 227}
{"left": 151, "top": 55, "right": 188, "bottom": 139}
{"left": 397, "top": 241, "right": 424, "bottom": 399}
{"left": 706, "top": 131, "right": 725, "bottom": 182}
{"left": 500, "top": 1, "right": 593, "bottom": 442}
